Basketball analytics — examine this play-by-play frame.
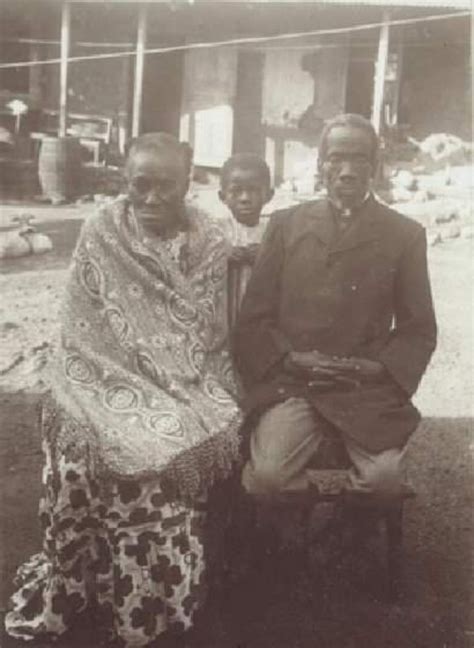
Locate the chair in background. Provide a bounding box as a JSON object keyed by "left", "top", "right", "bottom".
{"left": 31, "top": 110, "right": 113, "bottom": 165}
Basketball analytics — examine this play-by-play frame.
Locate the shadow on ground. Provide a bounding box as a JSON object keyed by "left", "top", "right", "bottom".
{"left": 0, "top": 390, "right": 472, "bottom": 648}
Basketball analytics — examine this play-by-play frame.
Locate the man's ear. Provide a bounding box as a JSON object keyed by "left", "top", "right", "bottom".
{"left": 218, "top": 189, "right": 226, "bottom": 203}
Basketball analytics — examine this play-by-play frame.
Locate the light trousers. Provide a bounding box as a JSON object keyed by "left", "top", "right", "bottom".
{"left": 242, "top": 397, "right": 408, "bottom": 503}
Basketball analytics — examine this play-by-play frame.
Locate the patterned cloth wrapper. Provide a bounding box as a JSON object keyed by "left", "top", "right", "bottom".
{"left": 5, "top": 197, "right": 242, "bottom": 646}
{"left": 47, "top": 196, "right": 243, "bottom": 501}
{"left": 5, "top": 427, "right": 207, "bottom": 645}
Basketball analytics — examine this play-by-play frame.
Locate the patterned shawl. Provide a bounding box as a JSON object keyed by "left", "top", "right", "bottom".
{"left": 46, "top": 196, "right": 243, "bottom": 500}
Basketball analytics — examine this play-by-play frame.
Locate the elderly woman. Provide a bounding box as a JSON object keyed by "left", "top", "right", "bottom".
{"left": 6, "top": 133, "right": 242, "bottom": 647}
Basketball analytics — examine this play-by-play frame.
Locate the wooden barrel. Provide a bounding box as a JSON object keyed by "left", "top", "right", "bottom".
{"left": 38, "top": 136, "right": 81, "bottom": 204}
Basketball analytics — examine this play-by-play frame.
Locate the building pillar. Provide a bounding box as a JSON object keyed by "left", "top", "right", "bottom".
{"left": 371, "top": 10, "right": 390, "bottom": 134}
{"left": 131, "top": 3, "right": 147, "bottom": 138}
{"left": 59, "top": 1, "right": 71, "bottom": 137}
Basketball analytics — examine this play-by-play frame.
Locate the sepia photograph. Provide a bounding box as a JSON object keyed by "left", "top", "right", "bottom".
{"left": 0, "top": 1, "right": 472, "bottom": 646}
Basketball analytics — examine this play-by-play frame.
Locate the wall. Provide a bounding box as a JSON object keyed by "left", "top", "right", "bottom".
{"left": 178, "top": 39, "right": 350, "bottom": 180}
{"left": 233, "top": 50, "right": 265, "bottom": 157}
{"left": 261, "top": 44, "right": 348, "bottom": 184}
{"left": 314, "top": 45, "right": 349, "bottom": 120}
{"left": 262, "top": 49, "right": 314, "bottom": 129}
{"left": 67, "top": 53, "right": 129, "bottom": 120}
{"left": 68, "top": 5, "right": 131, "bottom": 120}
{"left": 400, "top": 43, "right": 471, "bottom": 140}
{"left": 180, "top": 47, "right": 237, "bottom": 167}
{"left": 39, "top": 4, "right": 132, "bottom": 135}
{"left": 141, "top": 50, "right": 183, "bottom": 137}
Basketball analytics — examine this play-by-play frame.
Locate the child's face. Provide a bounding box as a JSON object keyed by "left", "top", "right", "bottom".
{"left": 219, "top": 167, "right": 273, "bottom": 226}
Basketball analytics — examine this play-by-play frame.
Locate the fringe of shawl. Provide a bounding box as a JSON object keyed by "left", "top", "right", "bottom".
{"left": 40, "top": 392, "right": 243, "bottom": 504}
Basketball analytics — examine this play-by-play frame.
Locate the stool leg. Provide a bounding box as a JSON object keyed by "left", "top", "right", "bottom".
{"left": 385, "top": 503, "right": 404, "bottom": 602}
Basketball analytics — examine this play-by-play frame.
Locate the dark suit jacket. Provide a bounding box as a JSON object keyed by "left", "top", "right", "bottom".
{"left": 232, "top": 196, "right": 437, "bottom": 452}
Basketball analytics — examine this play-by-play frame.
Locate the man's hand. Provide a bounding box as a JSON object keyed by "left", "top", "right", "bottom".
{"left": 346, "top": 357, "right": 387, "bottom": 382}
{"left": 283, "top": 351, "right": 387, "bottom": 387}
{"left": 284, "top": 351, "right": 346, "bottom": 387}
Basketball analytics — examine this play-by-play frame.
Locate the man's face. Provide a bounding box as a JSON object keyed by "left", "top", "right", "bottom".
{"left": 320, "top": 125, "right": 375, "bottom": 210}
{"left": 126, "top": 148, "right": 188, "bottom": 234}
{"left": 219, "top": 167, "right": 273, "bottom": 226}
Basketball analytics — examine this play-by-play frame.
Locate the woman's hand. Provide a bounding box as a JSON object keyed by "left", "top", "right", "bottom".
{"left": 229, "top": 244, "right": 259, "bottom": 264}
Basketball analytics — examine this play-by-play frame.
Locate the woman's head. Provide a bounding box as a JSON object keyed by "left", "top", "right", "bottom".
{"left": 125, "top": 133, "right": 193, "bottom": 234}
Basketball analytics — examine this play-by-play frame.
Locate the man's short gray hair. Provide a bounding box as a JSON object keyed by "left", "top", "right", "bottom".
{"left": 318, "top": 114, "right": 379, "bottom": 168}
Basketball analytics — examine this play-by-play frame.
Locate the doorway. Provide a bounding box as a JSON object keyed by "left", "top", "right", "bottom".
{"left": 233, "top": 51, "right": 264, "bottom": 156}
{"left": 141, "top": 50, "right": 184, "bottom": 136}
{"left": 345, "top": 59, "right": 374, "bottom": 119}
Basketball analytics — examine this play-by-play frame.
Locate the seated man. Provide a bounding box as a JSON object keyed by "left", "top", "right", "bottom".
{"left": 232, "top": 114, "right": 437, "bottom": 505}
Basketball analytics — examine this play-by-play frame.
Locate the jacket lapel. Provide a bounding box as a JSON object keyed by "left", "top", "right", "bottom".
{"left": 330, "top": 196, "right": 379, "bottom": 254}
{"left": 292, "top": 197, "right": 381, "bottom": 255}
{"left": 299, "top": 200, "right": 335, "bottom": 249}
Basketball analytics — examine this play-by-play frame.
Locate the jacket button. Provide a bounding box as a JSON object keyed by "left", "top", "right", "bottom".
{"left": 277, "top": 387, "right": 286, "bottom": 395}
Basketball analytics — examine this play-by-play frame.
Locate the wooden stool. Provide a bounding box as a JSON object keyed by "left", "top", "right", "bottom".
{"left": 305, "top": 432, "right": 414, "bottom": 602}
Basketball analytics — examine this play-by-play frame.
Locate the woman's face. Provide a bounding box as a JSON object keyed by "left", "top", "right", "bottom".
{"left": 126, "top": 148, "right": 189, "bottom": 234}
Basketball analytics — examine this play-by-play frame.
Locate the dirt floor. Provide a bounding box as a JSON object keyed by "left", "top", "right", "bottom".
{"left": 0, "top": 198, "right": 473, "bottom": 648}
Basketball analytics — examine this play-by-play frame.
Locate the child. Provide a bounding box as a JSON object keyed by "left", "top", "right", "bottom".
{"left": 218, "top": 153, "right": 274, "bottom": 325}
{"left": 219, "top": 153, "right": 273, "bottom": 249}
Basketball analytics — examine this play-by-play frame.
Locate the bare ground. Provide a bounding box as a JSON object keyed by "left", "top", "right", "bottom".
{"left": 0, "top": 200, "right": 473, "bottom": 648}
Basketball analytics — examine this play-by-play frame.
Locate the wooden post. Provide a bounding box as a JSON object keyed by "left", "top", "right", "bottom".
{"left": 132, "top": 4, "right": 147, "bottom": 138}
{"left": 29, "top": 45, "right": 42, "bottom": 106}
{"left": 59, "top": 1, "right": 71, "bottom": 138}
{"left": 371, "top": 10, "right": 390, "bottom": 135}
{"left": 390, "top": 39, "right": 404, "bottom": 127}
